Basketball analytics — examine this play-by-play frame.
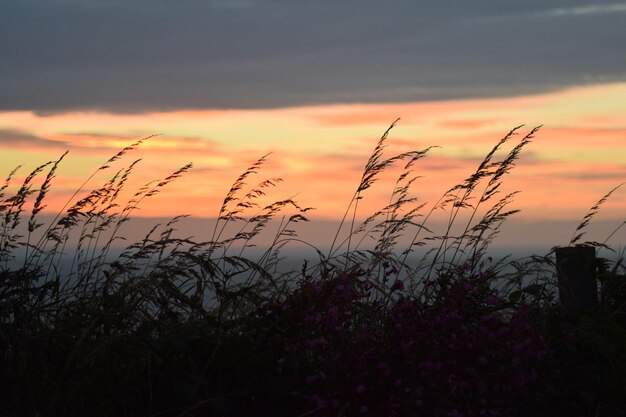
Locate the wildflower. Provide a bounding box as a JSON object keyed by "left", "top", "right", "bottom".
{"left": 305, "top": 312, "right": 322, "bottom": 324}
{"left": 305, "top": 374, "right": 318, "bottom": 384}
{"left": 304, "top": 337, "right": 327, "bottom": 349}
{"left": 420, "top": 361, "right": 437, "bottom": 372}
{"left": 309, "top": 282, "right": 322, "bottom": 295}
{"left": 535, "top": 349, "right": 549, "bottom": 360}
{"left": 484, "top": 294, "right": 500, "bottom": 306}
{"left": 311, "top": 394, "right": 326, "bottom": 409}
{"left": 390, "top": 279, "right": 404, "bottom": 292}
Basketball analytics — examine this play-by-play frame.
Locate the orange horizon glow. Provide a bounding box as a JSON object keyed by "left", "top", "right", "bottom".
{"left": 1, "top": 82, "right": 625, "bottom": 223}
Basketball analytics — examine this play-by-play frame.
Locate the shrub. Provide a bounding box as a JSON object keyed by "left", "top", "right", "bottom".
{"left": 0, "top": 123, "right": 624, "bottom": 416}
{"left": 263, "top": 264, "right": 554, "bottom": 417}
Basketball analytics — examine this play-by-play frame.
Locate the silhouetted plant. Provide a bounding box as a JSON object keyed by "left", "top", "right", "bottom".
{"left": 0, "top": 123, "right": 624, "bottom": 416}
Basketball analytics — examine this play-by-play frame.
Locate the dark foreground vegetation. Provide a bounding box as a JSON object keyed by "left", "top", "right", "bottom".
{"left": 1, "top": 124, "right": 625, "bottom": 417}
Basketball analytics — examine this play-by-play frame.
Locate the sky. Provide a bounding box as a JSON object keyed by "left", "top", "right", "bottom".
{"left": 1, "top": 0, "right": 625, "bottom": 247}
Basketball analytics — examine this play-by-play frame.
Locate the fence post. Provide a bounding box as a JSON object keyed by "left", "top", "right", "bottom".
{"left": 555, "top": 246, "right": 597, "bottom": 313}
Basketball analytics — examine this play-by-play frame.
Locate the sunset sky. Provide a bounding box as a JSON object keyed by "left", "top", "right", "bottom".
{"left": 1, "top": 1, "right": 625, "bottom": 247}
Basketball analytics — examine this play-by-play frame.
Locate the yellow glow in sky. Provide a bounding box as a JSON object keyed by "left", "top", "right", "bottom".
{"left": 0, "top": 82, "right": 624, "bottom": 222}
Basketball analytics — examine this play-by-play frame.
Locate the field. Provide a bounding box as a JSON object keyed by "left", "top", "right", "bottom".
{"left": 1, "top": 124, "right": 625, "bottom": 417}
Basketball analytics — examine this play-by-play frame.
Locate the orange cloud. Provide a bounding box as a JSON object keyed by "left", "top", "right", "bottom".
{"left": 0, "top": 83, "right": 624, "bottom": 221}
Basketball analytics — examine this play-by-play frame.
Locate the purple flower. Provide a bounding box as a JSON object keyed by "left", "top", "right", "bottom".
{"left": 305, "top": 312, "right": 322, "bottom": 324}
{"left": 305, "top": 374, "right": 318, "bottom": 384}
{"left": 309, "top": 282, "right": 322, "bottom": 295}
{"left": 484, "top": 294, "right": 500, "bottom": 306}
{"left": 311, "top": 394, "right": 326, "bottom": 409}
{"left": 304, "top": 337, "right": 327, "bottom": 349}
{"left": 390, "top": 279, "right": 405, "bottom": 292}
{"left": 420, "top": 361, "right": 437, "bottom": 372}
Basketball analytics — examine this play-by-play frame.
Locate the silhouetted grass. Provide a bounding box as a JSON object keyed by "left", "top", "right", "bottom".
{"left": 0, "top": 123, "right": 625, "bottom": 416}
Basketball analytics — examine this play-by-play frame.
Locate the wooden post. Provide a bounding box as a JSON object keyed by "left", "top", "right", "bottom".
{"left": 556, "top": 246, "right": 597, "bottom": 313}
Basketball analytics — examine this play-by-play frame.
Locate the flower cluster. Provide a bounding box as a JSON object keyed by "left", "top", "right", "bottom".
{"left": 270, "top": 265, "right": 553, "bottom": 416}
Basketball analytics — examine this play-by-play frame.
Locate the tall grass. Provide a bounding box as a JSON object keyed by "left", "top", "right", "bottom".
{"left": 1, "top": 123, "right": 624, "bottom": 416}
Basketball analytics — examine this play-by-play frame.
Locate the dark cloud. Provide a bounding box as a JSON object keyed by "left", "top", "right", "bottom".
{"left": 0, "top": 129, "right": 70, "bottom": 148}
{"left": 1, "top": 0, "right": 626, "bottom": 112}
{"left": 55, "top": 132, "right": 219, "bottom": 153}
